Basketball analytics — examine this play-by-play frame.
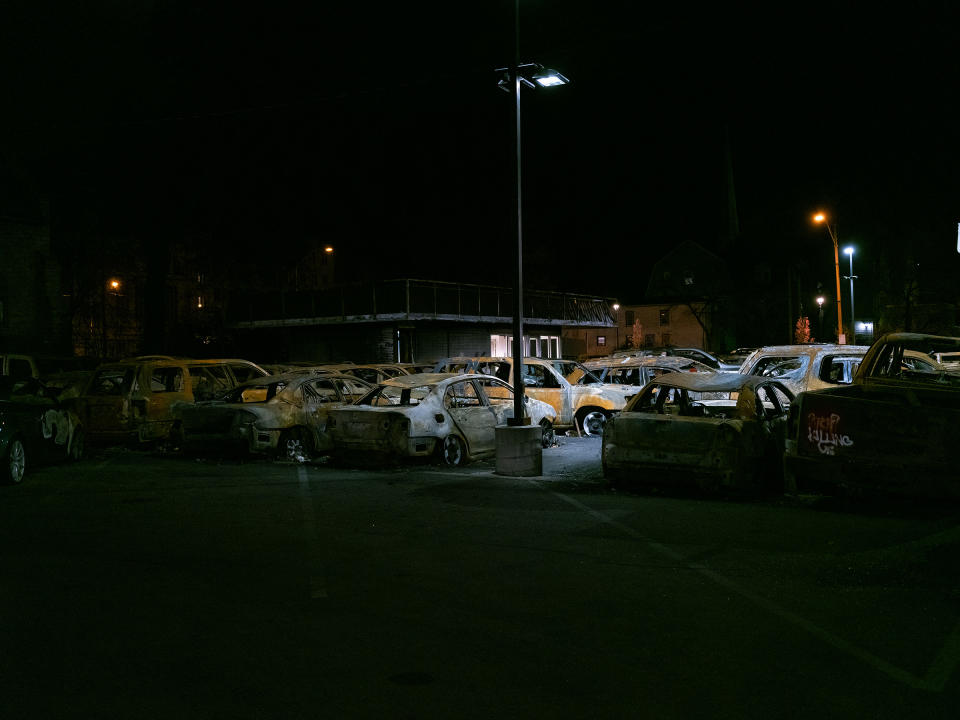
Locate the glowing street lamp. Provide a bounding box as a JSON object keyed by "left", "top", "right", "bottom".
{"left": 844, "top": 246, "right": 857, "bottom": 344}
{"left": 813, "top": 212, "right": 845, "bottom": 343}
{"left": 816, "top": 295, "right": 825, "bottom": 341}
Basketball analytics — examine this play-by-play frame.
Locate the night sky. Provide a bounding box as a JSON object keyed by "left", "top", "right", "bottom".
{"left": 3, "top": 1, "right": 959, "bottom": 312}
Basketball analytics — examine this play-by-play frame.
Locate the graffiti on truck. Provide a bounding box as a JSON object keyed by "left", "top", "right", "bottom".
{"left": 805, "top": 412, "right": 854, "bottom": 456}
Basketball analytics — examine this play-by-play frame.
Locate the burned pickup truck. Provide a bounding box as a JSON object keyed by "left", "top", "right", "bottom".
{"left": 783, "top": 333, "right": 960, "bottom": 497}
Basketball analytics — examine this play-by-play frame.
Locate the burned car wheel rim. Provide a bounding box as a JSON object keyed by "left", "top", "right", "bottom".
{"left": 8, "top": 439, "right": 26, "bottom": 483}
{"left": 280, "top": 428, "right": 312, "bottom": 462}
{"left": 580, "top": 410, "right": 608, "bottom": 436}
{"left": 442, "top": 435, "right": 465, "bottom": 466}
{"left": 540, "top": 422, "right": 555, "bottom": 448}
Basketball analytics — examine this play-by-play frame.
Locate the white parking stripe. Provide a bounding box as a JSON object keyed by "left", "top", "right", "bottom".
{"left": 298, "top": 466, "right": 328, "bottom": 599}
{"left": 545, "top": 485, "right": 958, "bottom": 692}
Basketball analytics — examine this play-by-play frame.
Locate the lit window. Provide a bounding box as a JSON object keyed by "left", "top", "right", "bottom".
{"left": 597, "top": 336, "right": 606, "bottom": 346}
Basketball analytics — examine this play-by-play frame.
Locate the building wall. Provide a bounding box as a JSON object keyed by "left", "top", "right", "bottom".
{"left": 0, "top": 214, "right": 72, "bottom": 354}
{"left": 564, "top": 302, "right": 708, "bottom": 358}
{"left": 561, "top": 327, "right": 620, "bottom": 359}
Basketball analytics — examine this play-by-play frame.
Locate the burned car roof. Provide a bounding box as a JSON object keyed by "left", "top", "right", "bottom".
{"left": 877, "top": 332, "right": 960, "bottom": 353}
{"left": 585, "top": 355, "right": 714, "bottom": 371}
{"left": 378, "top": 372, "right": 459, "bottom": 388}
{"left": 645, "top": 371, "right": 773, "bottom": 393}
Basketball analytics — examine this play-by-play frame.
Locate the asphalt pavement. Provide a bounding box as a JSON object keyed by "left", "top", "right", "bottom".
{"left": 2, "top": 437, "right": 959, "bottom": 719}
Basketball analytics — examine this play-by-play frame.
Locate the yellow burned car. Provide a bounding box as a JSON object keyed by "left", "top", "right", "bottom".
{"left": 431, "top": 357, "right": 633, "bottom": 435}
{"left": 76, "top": 356, "right": 269, "bottom": 445}
{"left": 602, "top": 372, "right": 794, "bottom": 492}
{"left": 173, "top": 372, "right": 373, "bottom": 460}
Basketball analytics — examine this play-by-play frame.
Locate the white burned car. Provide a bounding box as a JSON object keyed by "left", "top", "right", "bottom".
{"left": 172, "top": 372, "right": 373, "bottom": 460}
{"left": 432, "top": 357, "right": 633, "bottom": 435}
{"left": 327, "top": 373, "right": 557, "bottom": 466}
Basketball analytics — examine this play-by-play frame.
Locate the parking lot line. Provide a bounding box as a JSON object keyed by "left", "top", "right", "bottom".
{"left": 543, "top": 484, "right": 956, "bottom": 692}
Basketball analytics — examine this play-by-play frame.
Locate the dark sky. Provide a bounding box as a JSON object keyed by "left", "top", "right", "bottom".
{"left": 3, "top": 1, "right": 959, "bottom": 304}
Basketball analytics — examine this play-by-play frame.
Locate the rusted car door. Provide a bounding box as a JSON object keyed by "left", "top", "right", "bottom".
{"left": 443, "top": 380, "right": 497, "bottom": 455}
{"left": 518, "top": 362, "right": 572, "bottom": 425}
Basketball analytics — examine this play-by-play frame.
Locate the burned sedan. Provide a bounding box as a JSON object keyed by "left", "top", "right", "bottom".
{"left": 327, "top": 373, "right": 557, "bottom": 466}
{"left": 602, "top": 372, "right": 794, "bottom": 492}
{"left": 172, "top": 372, "right": 373, "bottom": 460}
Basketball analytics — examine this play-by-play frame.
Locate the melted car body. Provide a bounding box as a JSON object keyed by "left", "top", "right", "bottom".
{"left": 602, "top": 372, "right": 794, "bottom": 491}
{"left": 431, "top": 357, "right": 632, "bottom": 435}
{"left": 173, "top": 372, "right": 373, "bottom": 459}
{"left": 327, "top": 373, "right": 556, "bottom": 465}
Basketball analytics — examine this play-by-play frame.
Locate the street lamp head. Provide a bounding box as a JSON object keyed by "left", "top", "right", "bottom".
{"left": 813, "top": 212, "right": 826, "bottom": 224}
{"left": 532, "top": 68, "right": 569, "bottom": 87}
{"left": 817, "top": 296, "right": 825, "bottom": 307}
{"left": 844, "top": 246, "right": 854, "bottom": 256}
{"left": 496, "top": 63, "right": 570, "bottom": 92}
{"left": 612, "top": 302, "right": 620, "bottom": 311}
{"left": 108, "top": 279, "right": 121, "bottom": 291}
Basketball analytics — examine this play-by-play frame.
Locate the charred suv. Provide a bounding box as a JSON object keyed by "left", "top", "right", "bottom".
{"left": 783, "top": 333, "right": 960, "bottom": 497}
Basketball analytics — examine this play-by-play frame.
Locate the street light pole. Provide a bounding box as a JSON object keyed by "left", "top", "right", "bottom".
{"left": 494, "top": 3, "right": 569, "bottom": 475}
{"left": 509, "top": 7, "right": 527, "bottom": 429}
{"left": 496, "top": 6, "right": 569, "bottom": 426}
{"left": 844, "top": 247, "right": 857, "bottom": 344}
{"left": 814, "top": 213, "right": 845, "bottom": 343}
{"left": 816, "top": 295, "right": 824, "bottom": 342}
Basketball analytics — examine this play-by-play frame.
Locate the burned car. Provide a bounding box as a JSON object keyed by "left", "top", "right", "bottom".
{"left": 602, "top": 372, "right": 794, "bottom": 492}
{"left": 76, "top": 355, "right": 269, "bottom": 444}
{"left": 583, "top": 355, "right": 715, "bottom": 386}
{"left": 327, "top": 373, "right": 557, "bottom": 465}
{"left": 784, "top": 333, "right": 960, "bottom": 497}
{"left": 739, "top": 344, "right": 873, "bottom": 395}
{"left": 431, "top": 357, "right": 632, "bottom": 435}
{"left": 172, "top": 372, "right": 373, "bottom": 460}
{"left": 1, "top": 377, "right": 84, "bottom": 483}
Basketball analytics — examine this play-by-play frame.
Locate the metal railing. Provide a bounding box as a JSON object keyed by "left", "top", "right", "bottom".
{"left": 227, "top": 279, "right": 614, "bottom": 328}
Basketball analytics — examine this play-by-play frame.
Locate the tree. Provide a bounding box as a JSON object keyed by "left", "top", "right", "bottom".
{"left": 794, "top": 316, "right": 812, "bottom": 344}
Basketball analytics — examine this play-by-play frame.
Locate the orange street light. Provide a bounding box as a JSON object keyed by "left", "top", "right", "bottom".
{"left": 813, "top": 212, "right": 845, "bottom": 343}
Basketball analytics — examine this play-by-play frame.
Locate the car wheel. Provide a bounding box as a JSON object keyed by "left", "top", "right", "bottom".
{"left": 69, "top": 427, "right": 85, "bottom": 461}
{"left": 540, "top": 421, "right": 555, "bottom": 448}
{"left": 441, "top": 434, "right": 466, "bottom": 466}
{"left": 279, "top": 427, "right": 313, "bottom": 462}
{"left": 578, "top": 409, "right": 608, "bottom": 436}
{"left": 6, "top": 439, "right": 26, "bottom": 484}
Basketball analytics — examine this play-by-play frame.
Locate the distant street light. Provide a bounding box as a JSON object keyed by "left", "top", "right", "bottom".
{"left": 813, "top": 212, "right": 845, "bottom": 343}
{"left": 816, "top": 295, "right": 825, "bottom": 341}
{"left": 844, "top": 246, "right": 857, "bottom": 344}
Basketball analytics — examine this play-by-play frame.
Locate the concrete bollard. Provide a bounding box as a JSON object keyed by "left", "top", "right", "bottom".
{"left": 494, "top": 425, "right": 543, "bottom": 477}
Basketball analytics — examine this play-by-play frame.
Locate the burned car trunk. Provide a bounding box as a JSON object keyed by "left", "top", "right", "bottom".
{"left": 602, "top": 373, "right": 794, "bottom": 492}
